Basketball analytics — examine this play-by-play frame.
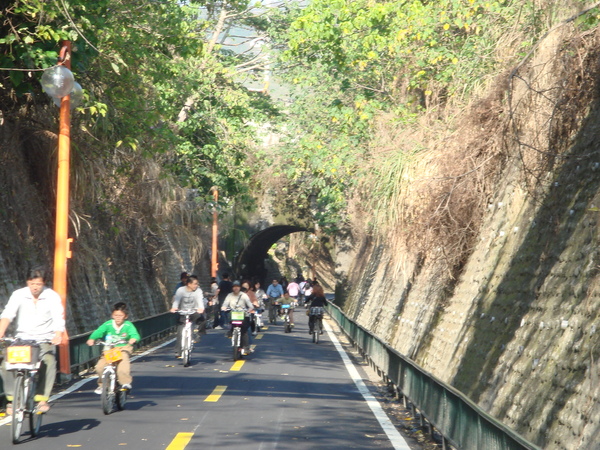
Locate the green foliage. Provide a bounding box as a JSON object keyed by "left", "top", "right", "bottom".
{"left": 0, "top": 0, "right": 281, "bottom": 208}
{"left": 269, "top": 0, "right": 598, "bottom": 233}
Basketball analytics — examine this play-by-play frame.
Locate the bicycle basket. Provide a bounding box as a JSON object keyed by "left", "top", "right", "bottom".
{"left": 103, "top": 347, "right": 123, "bottom": 363}
{"left": 231, "top": 311, "right": 245, "bottom": 321}
{"left": 5, "top": 345, "right": 40, "bottom": 365}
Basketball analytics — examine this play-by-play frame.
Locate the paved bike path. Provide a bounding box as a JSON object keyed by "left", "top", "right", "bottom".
{"left": 0, "top": 310, "right": 410, "bottom": 449}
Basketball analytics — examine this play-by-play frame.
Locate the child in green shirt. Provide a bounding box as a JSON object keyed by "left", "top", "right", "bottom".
{"left": 86, "top": 302, "right": 140, "bottom": 393}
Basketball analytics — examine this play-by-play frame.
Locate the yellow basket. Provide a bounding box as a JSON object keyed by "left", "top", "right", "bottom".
{"left": 6, "top": 345, "right": 39, "bottom": 364}
{"left": 103, "top": 347, "right": 123, "bottom": 363}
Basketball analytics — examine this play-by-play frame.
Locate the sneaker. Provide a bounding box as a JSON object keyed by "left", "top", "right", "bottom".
{"left": 252, "top": 331, "right": 258, "bottom": 336}
{"left": 121, "top": 384, "right": 132, "bottom": 390}
{"left": 214, "top": 325, "right": 223, "bottom": 330}
{"left": 94, "top": 387, "right": 102, "bottom": 395}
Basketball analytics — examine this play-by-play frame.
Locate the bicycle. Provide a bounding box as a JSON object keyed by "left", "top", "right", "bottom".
{"left": 229, "top": 309, "right": 246, "bottom": 361}
{"left": 281, "top": 304, "right": 292, "bottom": 333}
{"left": 309, "top": 307, "right": 325, "bottom": 343}
{"left": 253, "top": 307, "right": 264, "bottom": 332}
{"left": 2, "top": 338, "right": 45, "bottom": 444}
{"left": 93, "top": 339, "right": 129, "bottom": 415}
{"left": 268, "top": 298, "right": 280, "bottom": 324}
{"left": 178, "top": 310, "right": 196, "bottom": 367}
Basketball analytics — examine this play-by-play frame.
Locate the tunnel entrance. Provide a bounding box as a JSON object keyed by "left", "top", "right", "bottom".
{"left": 234, "top": 225, "right": 309, "bottom": 283}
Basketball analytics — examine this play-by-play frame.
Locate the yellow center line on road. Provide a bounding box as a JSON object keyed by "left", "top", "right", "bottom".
{"left": 230, "top": 360, "right": 245, "bottom": 371}
{"left": 166, "top": 432, "right": 194, "bottom": 450}
{"left": 255, "top": 333, "right": 264, "bottom": 339}
{"left": 205, "top": 385, "right": 227, "bottom": 402}
{"left": 261, "top": 326, "right": 269, "bottom": 331}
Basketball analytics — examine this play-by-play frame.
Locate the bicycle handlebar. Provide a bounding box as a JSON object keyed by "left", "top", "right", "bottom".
{"left": 0, "top": 337, "right": 49, "bottom": 346}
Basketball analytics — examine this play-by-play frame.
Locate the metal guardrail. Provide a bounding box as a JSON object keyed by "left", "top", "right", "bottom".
{"left": 0, "top": 312, "right": 177, "bottom": 402}
{"left": 65, "top": 311, "right": 178, "bottom": 374}
{"left": 326, "top": 301, "right": 541, "bottom": 450}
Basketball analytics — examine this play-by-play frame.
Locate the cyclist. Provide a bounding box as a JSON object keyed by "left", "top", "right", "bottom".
{"left": 279, "top": 292, "right": 295, "bottom": 327}
{"left": 86, "top": 302, "right": 140, "bottom": 393}
{"left": 266, "top": 279, "right": 284, "bottom": 322}
{"left": 286, "top": 278, "right": 300, "bottom": 303}
{"left": 170, "top": 274, "right": 204, "bottom": 358}
{"left": 0, "top": 266, "right": 65, "bottom": 415}
{"left": 222, "top": 281, "right": 254, "bottom": 354}
{"left": 250, "top": 281, "right": 266, "bottom": 335}
{"left": 308, "top": 284, "right": 327, "bottom": 335}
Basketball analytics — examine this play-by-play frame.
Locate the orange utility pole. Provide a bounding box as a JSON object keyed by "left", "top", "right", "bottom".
{"left": 54, "top": 40, "right": 73, "bottom": 380}
{"left": 210, "top": 187, "right": 219, "bottom": 278}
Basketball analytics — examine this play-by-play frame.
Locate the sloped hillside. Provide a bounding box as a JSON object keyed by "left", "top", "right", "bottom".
{"left": 337, "top": 24, "right": 600, "bottom": 449}
{"left": 0, "top": 121, "right": 211, "bottom": 334}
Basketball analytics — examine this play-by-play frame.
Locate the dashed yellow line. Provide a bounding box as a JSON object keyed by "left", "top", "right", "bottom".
{"left": 255, "top": 333, "right": 264, "bottom": 339}
{"left": 205, "top": 385, "right": 227, "bottom": 402}
{"left": 230, "top": 360, "right": 244, "bottom": 371}
{"left": 166, "top": 432, "right": 194, "bottom": 449}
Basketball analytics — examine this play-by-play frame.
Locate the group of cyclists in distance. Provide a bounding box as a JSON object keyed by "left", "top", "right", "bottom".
{"left": 170, "top": 272, "right": 328, "bottom": 358}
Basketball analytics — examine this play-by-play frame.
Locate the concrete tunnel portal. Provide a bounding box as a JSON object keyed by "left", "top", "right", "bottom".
{"left": 234, "top": 225, "right": 309, "bottom": 283}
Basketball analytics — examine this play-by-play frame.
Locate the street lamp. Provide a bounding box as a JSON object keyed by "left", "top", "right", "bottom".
{"left": 41, "top": 40, "right": 80, "bottom": 382}
{"left": 210, "top": 187, "right": 219, "bottom": 278}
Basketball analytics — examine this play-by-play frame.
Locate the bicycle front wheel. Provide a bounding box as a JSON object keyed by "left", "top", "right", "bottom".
{"left": 182, "top": 330, "right": 191, "bottom": 367}
{"left": 28, "top": 377, "right": 43, "bottom": 437}
{"left": 116, "top": 386, "right": 128, "bottom": 411}
{"left": 232, "top": 328, "right": 241, "bottom": 361}
{"left": 12, "top": 374, "right": 26, "bottom": 444}
{"left": 101, "top": 372, "right": 115, "bottom": 415}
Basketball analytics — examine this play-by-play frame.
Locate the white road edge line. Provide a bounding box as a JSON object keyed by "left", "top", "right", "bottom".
{"left": 0, "top": 338, "right": 176, "bottom": 426}
{"left": 324, "top": 320, "right": 411, "bottom": 450}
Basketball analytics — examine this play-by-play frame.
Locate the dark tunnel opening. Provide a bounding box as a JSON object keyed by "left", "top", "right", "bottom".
{"left": 234, "top": 225, "right": 309, "bottom": 284}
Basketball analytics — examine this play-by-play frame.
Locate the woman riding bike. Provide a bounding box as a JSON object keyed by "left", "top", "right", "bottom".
{"left": 222, "top": 281, "right": 255, "bottom": 354}
{"left": 308, "top": 285, "right": 327, "bottom": 335}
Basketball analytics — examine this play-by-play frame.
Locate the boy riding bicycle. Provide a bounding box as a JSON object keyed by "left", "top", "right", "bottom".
{"left": 86, "top": 302, "right": 140, "bottom": 393}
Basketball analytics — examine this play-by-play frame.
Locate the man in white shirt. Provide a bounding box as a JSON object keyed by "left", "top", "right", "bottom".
{"left": 170, "top": 275, "right": 204, "bottom": 358}
{"left": 0, "top": 266, "right": 65, "bottom": 414}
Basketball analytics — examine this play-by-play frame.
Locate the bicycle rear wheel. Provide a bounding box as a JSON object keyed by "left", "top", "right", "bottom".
{"left": 313, "top": 327, "right": 319, "bottom": 343}
{"left": 101, "top": 372, "right": 115, "bottom": 415}
{"left": 28, "top": 378, "right": 42, "bottom": 437}
{"left": 12, "top": 374, "right": 26, "bottom": 444}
